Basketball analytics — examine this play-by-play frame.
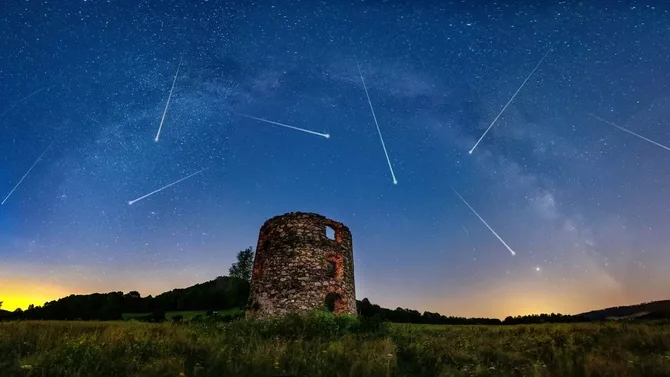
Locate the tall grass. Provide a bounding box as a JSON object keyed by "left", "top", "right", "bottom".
{"left": 1, "top": 313, "right": 668, "bottom": 377}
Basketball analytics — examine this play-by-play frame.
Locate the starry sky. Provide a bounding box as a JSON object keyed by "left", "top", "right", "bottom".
{"left": 2, "top": 0, "right": 669, "bottom": 318}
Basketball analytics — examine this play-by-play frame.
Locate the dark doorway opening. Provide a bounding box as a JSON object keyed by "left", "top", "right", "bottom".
{"left": 325, "top": 292, "right": 343, "bottom": 313}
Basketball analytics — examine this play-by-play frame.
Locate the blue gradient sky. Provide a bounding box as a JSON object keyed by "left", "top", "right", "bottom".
{"left": 1, "top": 0, "right": 669, "bottom": 317}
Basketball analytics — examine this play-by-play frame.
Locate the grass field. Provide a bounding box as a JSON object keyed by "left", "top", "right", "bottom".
{"left": 121, "top": 308, "right": 241, "bottom": 321}
{"left": 1, "top": 313, "right": 669, "bottom": 377}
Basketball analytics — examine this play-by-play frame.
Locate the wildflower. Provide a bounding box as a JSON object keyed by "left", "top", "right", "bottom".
{"left": 274, "top": 360, "right": 280, "bottom": 368}
{"left": 20, "top": 365, "right": 33, "bottom": 370}
{"left": 385, "top": 353, "right": 393, "bottom": 359}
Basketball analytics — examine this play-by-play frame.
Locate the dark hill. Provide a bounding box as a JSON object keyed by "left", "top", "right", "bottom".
{"left": 151, "top": 276, "right": 249, "bottom": 311}
{"left": 5, "top": 276, "right": 249, "bottom": 321}
{"left": 635, "top": 311, "right": 670, "bottom": 320}
{"left": 579, "top": 300, "right": 670, "bottom": 320}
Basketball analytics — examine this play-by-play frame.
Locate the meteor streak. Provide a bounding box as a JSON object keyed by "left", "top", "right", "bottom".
{"left": 236, "top": 113, "right": 330, "bottom": 139}
{"left": 2, "top": 140, "right": 55, "bottom": 205}
{"left": 128, "top": 167, "right": 208, "bottom": 206}
{"left": 469, "top": 48, "right": 551, "bottom": 155}
{"left": 588, "top": 114, "right": 670, "bottom": 152}
{"left": 155, "top": 55, "right": 183, "bottom": 142}
{"left": 451, "top": 187, "right": 516, "bottom": 256}
{"left": 355, "top": 59, "right": 398, "bottom": 185}
{"left": 0, "top": 87, "right": 47, "bottom": 118}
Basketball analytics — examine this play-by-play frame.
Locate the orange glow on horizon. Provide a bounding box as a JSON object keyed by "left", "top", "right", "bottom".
{"left": 367, "top": 276, "right": 635, "bottom": 320}
{"left": 0, "top": 279, "right": 69, "bottom": 312}
{"left": 2, "top": 268, "right": 663, "bottom": 319}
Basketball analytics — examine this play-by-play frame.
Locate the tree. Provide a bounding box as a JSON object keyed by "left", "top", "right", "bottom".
{"left": 228, "top": 247, "right": 254, "bottom": 282}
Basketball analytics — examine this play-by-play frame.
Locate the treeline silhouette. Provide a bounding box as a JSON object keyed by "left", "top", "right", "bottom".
{"left": 1, "top": 279, "right": 596, "bottom": 324}
{"left": 2, "top": 276, "right": 249, "bottom": 321}
{"left": 356, "top": 298, "right": 501, "bottom": 325}
{"left": 1, "top": 286, "right": 660, "bottom": 325}
{"left": 2, "top": 286, "right": 594, "bottom": 324}
{"left": 355, "top": 298, "right": 591, "bottom": 325}
{"left": 579, "top": 300, "right": 670, "bottom": 320}
{"left": 1, "top": 246, "right": 667, "bottom": 324}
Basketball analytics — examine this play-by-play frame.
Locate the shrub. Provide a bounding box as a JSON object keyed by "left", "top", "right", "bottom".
{"left": 222, "top": 310, "right": 385, "bottom": 341}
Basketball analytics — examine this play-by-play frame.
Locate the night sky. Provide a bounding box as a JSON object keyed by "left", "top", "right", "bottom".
{"left": 2, "top": 1, "right": 669, "bottom": 318}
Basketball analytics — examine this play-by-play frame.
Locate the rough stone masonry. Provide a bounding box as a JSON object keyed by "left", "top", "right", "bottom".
{"left": 246, "top": 212, "right": 357, "bottom": 318}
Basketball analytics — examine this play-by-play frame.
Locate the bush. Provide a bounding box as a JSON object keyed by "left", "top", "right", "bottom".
{"left": 134, "top": 310, "right": 166, "bottom": 323}
{"left": 223, "top": 310, "right": 385, "bottom": 341}
{"left": 188, "top": 311, "right": 243, "bottom": 324}
{"left": 219, "top": 311, "right": 244, "bottom": 323}
{"left": 353, "top": 314, "right": 390, "bottom": 337}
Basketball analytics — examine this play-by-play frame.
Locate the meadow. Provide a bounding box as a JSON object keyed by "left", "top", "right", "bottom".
{"left": 1, "top": 312, "right": 669, "bottom": 377}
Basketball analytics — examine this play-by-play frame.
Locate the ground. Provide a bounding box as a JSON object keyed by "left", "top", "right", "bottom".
{"left": 1, "top": 314, "right": 669, "bottom": 377}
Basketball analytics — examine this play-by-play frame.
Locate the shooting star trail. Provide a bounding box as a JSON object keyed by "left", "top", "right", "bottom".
{"left": 588, "top": 114, "right": 670, "bottom": 152}
{"left": 236, "top": 113, "right": 330, "bottom": 139}
{"left": 462, "top": 225, "right": 470, "bottom": 236}
{"left": 451, "top": 187, "right": 516, "bottom": 256}
{"left": 0, "top": 87, "right": 47, "bottom": 118}
{"left": 355, "top": 59, "right": 398, "bottom": 185}
{"left": 469, "top": 48, "right": 551, "bottom": 155}
{"left": 128, "top": 167, "right": 209, "bottom": 206}
{"left": 155, "top": 55, "right": 183, "bottom": 142}
{"left": 2, "top": 140, "right": 55, "bottom": 205}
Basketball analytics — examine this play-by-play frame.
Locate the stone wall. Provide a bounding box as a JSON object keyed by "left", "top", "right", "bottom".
{"left": 246, "top": 212, "right": 356, "bottom": 318}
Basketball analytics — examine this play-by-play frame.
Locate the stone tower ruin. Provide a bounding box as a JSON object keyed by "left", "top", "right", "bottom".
{"left": 246, "top": 212, "right": 356, "bottom": 318}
